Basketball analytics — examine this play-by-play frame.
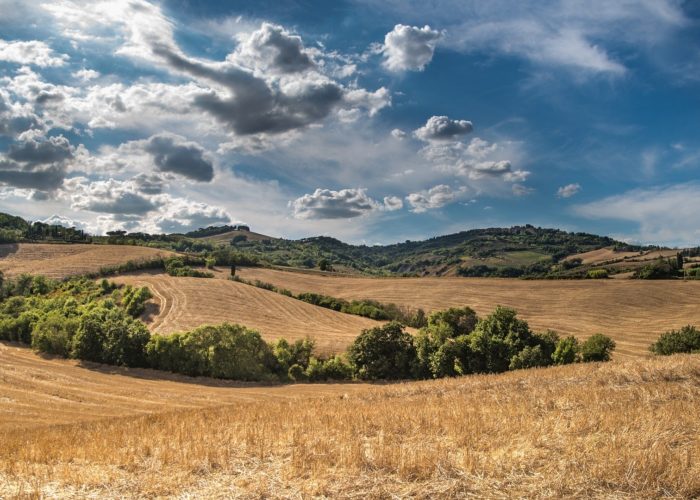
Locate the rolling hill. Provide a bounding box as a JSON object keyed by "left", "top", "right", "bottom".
{"left": 236, "top": 267, "right": 700, "bottom": 358}
{"left": 111, "top": 272, "right": 382, "bottom": 354}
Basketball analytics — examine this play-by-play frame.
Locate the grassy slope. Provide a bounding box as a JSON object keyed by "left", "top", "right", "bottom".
{"left": 1, "top": 346, "right": 698, "bottom": 498}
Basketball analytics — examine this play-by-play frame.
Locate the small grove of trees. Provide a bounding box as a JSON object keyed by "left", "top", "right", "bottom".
{"left": 634, "top": 256, "right": 684, "bottom": 279}
{"left": 348, "top": 306, "right": 616, "bottom": 381}
{"left": 586, "top": 269, "right": 609, "bottom": 279}
{"left": 649, "top": 325, "right": 700, "bottom": 355}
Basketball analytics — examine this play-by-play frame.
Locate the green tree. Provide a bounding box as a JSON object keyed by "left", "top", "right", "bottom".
{"left": 649, "top": 325, "right": 700, "bottom": 355}
{"left": 552, "top": 336, "right": 580, "bottom": 365}
{"left": 468, "top": 306, "right": 536, "bottom": 373}
{"left": 580, "top": 334, "right": 616, "bottom": 362}
{"left": 31, "top": 311, "right": 80, "bottom": 357}
{"left": 348, "top": 321, "right": 416, "bottom": 380}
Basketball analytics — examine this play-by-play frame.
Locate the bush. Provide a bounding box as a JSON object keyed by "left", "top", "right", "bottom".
{"left": 428, "top": 307, "right": 478, "bottom": 336}
{"left": 586, "top": 269, "right": 609, "bottom": 279}
{"left": 122, "top": 286, "right": 153, "bottom": 317}
{"left": 31, "top": 311, "right": 80, "bottom": 356}
{"left": 348, "top": 322, "right": 416, "bottom": 380}
{"left": 552, "top": 336, "right": 580, "bottom": 364}
{"left": 580, "top": 333, "right": 616, "bottom": 362}
{"left": 650, "top": 325, "right": 700, "bottom": 355}
{"left": 509, "top": 345, "right": 549, "bottom": 370}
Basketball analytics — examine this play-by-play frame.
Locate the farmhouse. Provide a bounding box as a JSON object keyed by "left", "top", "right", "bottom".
{"left": 233, "top": 224, "right": 250, "bottom": 231}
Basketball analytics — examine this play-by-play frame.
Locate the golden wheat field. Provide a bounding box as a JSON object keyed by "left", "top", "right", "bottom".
{"left": 1, "top": 343, "right": 698, "bottom": 498}
{"left": 111, "top": 272, "right": 382, "bottom": 354}
{"left": 0, "top": 243, "right": 175, "bottom": 279}
{"left": 237, "top": 267, "right": 700, "bottom": 359}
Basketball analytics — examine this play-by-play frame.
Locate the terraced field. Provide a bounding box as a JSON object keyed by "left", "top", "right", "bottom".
{"left": 237, "top": 267, "right": 700, "bottom": 358}
{"left": 112, "top": 272, "right": 381, "bottom": 354}
{"left": 0, "top": 243, "right": 175, "bottom": 278}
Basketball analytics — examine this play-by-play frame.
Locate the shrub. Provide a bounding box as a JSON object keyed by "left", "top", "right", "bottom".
{"left": 552, "top": 336, "right": 580, "bottom": 365}
{"left": 580, "top": 334, "right": 616, "bottom": 362}
{"left": 586, "top": 269, "right": 608, "bottom": 279}
{"left": 509, "top": 345, "right": 550, "bottom": 370}
{"left": 321, "top": 355, "right": 353, "bottom": 380}
{"left": 348, "top": 322, "right": 416, "bottom": 380}
{"left": 205, "top": 257, "right": 216, "bottom": 269}
{"left": 31, "top": 311, "right": 80, "bottom": 357}
{"left": 649, "top": 325, "right": 700, "bottom": 355}
{"left": 122, "top": 286, "right": 153, "bottom": 317}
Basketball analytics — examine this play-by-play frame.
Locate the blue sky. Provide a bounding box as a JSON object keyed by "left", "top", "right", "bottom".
{"left": 0, "top": 0, "right": 699, "bottom": 245}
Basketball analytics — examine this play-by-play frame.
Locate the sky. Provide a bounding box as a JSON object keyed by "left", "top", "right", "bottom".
{"left": 0, "top": 0, "right": 699, "bottom": 246}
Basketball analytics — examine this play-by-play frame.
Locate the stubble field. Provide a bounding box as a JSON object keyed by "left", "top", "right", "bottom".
{"left": 1, "top": 345, "right": 698, "bottom": 498}
{"left": 237, "top": 267, "right": 700, "bottom": 358}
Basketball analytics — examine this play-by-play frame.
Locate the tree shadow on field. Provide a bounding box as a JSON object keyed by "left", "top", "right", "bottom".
{"left": 3, "top": 341, "right": 398, "bottom": 391}
{"left": 0, "top": 243, "right": 20, "bottom": 259}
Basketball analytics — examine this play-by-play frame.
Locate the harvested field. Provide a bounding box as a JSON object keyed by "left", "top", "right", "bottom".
{"left": 0, "top": 342, "right": 366, "bottom": 431}
{"left": 237, "top": 267, "right": 700, "bottom": 359}
{"left": 111, "top": 272, "right": 381, "bottom": 354}
{"left": 1, "top": 347, "right": 698, "bottom": 498}
{"left": 0, "top": 243, "right": 175, "bottom": 279}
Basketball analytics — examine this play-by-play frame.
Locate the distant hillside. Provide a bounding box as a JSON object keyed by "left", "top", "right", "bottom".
{"left": 4, "top": 211, "right": 696, "bottom": 278}
{"left": 228, "top": 225, "right": 663, "bottom": 278}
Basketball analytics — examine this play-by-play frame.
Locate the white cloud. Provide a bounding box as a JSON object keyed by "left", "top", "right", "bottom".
{"left": 290, "top": 188, "right": 400, "bottom": 219}
{"left": 391, "top": 128, "right": 407, "bottom": 139}
{"left": 573, "top": 183, "right": 700, "bottom": 246}
{"left": 358, "top": 0, "right": 688, "bottom": 76}
{"left": 0, "top": 39, "right": 68, "bottom": 67}
{"left": 414, "top": 115, "right": 472, "bottom": 141}
{"left": 406, "top": 184, "right": 465, "bottom": 213}
{"left": 382, "top": 24, "right": 442, "bottom": 72}
{"left": 557, "top": 183, "right": 581, "bottom": 198}
{"left": 72, "top": 68, "right": 100, "bottom": 81}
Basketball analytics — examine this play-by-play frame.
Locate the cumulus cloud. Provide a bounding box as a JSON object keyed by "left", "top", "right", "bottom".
{"left": 573, "top": 183, "right": 700, "bottom": 246}
{"left": 66, "top": 177, "right": 158, "bottom": 215}
{"left": 153, "top": 197, "right": 231, "bottom": 233}
{"left": 406, "top": 184, "right": 464, "bottom": 213}
{"left": 290, "top": 188, "right": 400, "bottom": 219}
{"left": 382, "top": 24, "right": 442, "bottom": 72}
{"left": 0, "top": 89, "right": 42, "bottom": 137}
{"left": 143, "top": 133, "right": 214, "bottom": 182}
{"left": 229, "top": 22, "right": 314, "bottom": 74}
{"left": 0, "top": 39, "right": 68, "bottom": 67}
{"left": 557, "top": 183, "right": 581, "bottom": 198}
{"left": 414, "top": 115, "right": 473, "bottom": 141}
{"left": 0, "top": 134, "right": 78, "bottom": 193}
{"left": 40, "top": 214, "right": 88, "bottom": 230}
{"left": 0, "top": 162, "right": 65, "bottom": 191}
{"left": 72, "top": 68, "right": 100, "bottom": 81}
{"left": 8, "top": 135, "right": 74, "bottom": 165}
